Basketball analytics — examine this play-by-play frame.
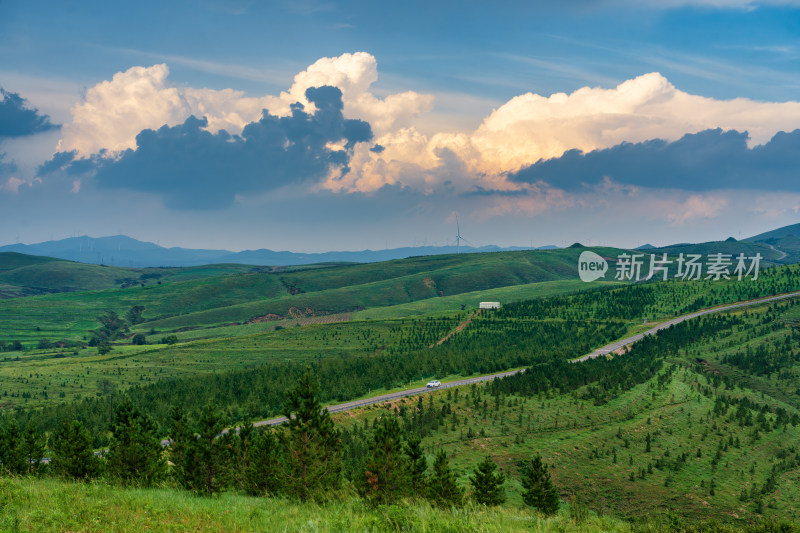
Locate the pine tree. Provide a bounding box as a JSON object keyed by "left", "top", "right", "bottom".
{"left": 235, "top": 422, "right": 281, "bottom": 496}
{"left": 405, "top": 435, "right": 427, "bottom": 494}
{"left": 280, "top": 368, "right": 342, "bottom": 501}
{"left": 21, "top": 421, "right": 46, "bottom": 475}
{"left": 361, "top": 415, "right": 409, "bottom": 505}
{"left": 51, "top": 420, "right": 100, "bottom": 479}
{"left": 469, "top": 456, "right": 506, "bottom": 506}
{"left": 192, "top": 401, "right": 231, "bottom": 495}
{"left": 168, "top": 405, "right": 200, "bottom": 491}
{"left": 0, "top": 419, "right": 27, "bottom": 474}
{"left": 520, "top": 455, "right": 559, "bottom": 515}
{"left": 426, "top": 450, "right": 463, "bottom": 508}
{"left": 106, "top": 401, "right": 166, "bottom": 486}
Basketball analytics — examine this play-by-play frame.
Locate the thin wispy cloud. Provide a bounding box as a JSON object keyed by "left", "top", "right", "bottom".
{"left": 493, "top": 53, "right": 621, "bottom": 86}
{"left": 108, "top": 47, "right": 296, "bottom": 85}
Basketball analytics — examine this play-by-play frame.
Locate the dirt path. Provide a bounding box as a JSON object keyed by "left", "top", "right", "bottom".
{"left": 430, "top": 310, "right": 479, "bottom": 347}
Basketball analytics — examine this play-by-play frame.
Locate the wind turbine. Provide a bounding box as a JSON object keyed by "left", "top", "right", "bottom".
{"left": 454, "top": 216, "right": 474, "bottom": 254}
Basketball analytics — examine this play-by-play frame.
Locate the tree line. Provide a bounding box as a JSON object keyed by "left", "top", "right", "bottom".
{"left": 0, "top": 370, "right": 559, "bottom": 515}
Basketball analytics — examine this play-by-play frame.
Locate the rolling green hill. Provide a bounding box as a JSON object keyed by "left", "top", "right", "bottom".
{"left": 748, "top": 222, "right": 800, "bottom": 242}
{"left": 330, "top": 294, "right": 800, "bottom": 525}
{"left": 0, "top": 252, "right": 63, "bottom": 271}
{"left": 648, "top": 238, "right": 785, "bottom": 262}
{"left": 0, "top": 254, "right": 285, "bottom": 298}
{"left": 0, "top": 248, "right": 609, "bottom": 345}
{"left": 0, "top": 241, "right": 793, "bottom": 348}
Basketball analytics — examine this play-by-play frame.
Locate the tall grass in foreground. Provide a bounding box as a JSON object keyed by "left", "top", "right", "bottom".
{"left": 0, "top": 476, "right": 631, "bottom": 532}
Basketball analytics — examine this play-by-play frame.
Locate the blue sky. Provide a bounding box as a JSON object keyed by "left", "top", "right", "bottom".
{"left": 1, "top": 0, "right": 800, "bottom": 252}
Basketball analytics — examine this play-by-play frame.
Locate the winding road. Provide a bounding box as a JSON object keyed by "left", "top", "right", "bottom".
{"left": 768, "top": 244, "right": 788, "bottom": 261}
{"left": 244, "top": 289, "right": 800, "bottom": 429}
{"left": 572, "top": 290, "right": 800, "bottom": 362}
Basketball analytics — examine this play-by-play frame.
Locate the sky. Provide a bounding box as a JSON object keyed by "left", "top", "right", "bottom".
{"left": 1, "top": 0, "right": 800, "bottom": 252}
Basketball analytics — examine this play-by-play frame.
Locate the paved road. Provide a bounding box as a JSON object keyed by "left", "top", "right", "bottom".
{"left": 572, "top": 290, "right": 800, "bottom": 362}
{"left": 155, "top": 369, "right": 526, "bottom": 445}
{"left": 249, "top": 369, "right": 524, "bottom": 429}
{"left": 768, "top": 244, "right": 788, "bottom": 261}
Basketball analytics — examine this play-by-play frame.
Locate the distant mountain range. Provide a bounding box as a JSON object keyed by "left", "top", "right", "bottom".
{"left": 3, "top": 221, "right": 799, "bottom": 268}
{"left": 0, "top": 235, "right": 558, "bottom": 268}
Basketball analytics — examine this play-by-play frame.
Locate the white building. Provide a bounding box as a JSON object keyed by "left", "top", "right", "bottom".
{"left": 479, "top": 302, "right": 501, "bottom": 309}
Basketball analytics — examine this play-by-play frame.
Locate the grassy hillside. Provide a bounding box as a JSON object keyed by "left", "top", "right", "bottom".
{"left": 0, "top": 255, "right": 278, "bottom": 297}
{"left": 748, "top": 222, "right": 800, "bottom": 242}
{"left": 0, "top": 476, "right": 635, "bottom": 533}
{"left": 0, "top": 248, "right": 605, "bottom": 346}
{"left": 650, "top": 239, "right": 785, "bottom": 263}
{"left": 329, "top": 297, "right": 800, "bottom": 526}
{"left": 751, "top": 235, "right": 800, "bottom": 264}
{"left": 5, "top": 296, "right": 800, "bottom": 530}
{"left": 1, "top": 241, "right": 790, "bottom": 345}
{"left": 6, "top": 263, "right": 800, "bottom": 426}
{"left": 0, "top": 252, "right": 62, "bottom": 271}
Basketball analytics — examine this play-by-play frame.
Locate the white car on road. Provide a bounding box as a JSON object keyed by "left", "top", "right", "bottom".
{"left": 426, "top": 380, "right": 441, "bottom": 388}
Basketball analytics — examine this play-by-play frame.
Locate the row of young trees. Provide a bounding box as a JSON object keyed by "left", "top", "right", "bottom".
{"left": 489, "top": 312, "right": 748, "bottom": 402}
{"left": 0, "top": 370, "right": 561, "bottom": 514}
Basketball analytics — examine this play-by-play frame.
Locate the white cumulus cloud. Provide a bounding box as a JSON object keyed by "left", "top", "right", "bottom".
{"left": 57, "top": 53, "right": 433, "bottom": 157}
{"left": 279, "top": 52, "right": 434, "bottom": 135}
{"left": 468, "top": 72, "right": 800, "bottom": 174}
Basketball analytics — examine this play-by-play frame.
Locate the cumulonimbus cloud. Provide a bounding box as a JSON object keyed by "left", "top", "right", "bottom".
{"left": 57, "top": 53, "right": 432, "bottom": 157}
{"left": 44, "top": 86, "right": 373, "bottom": 209}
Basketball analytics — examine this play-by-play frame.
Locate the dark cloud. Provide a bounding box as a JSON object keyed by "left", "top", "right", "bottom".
{"left": 511, "top": 128, "right": 800, "bottom": 192}
{"left": 41, "top": 86, "right": 372, "bottom": 209}
{"left": 0, "top": 88, "right": 59, "bottom": 139}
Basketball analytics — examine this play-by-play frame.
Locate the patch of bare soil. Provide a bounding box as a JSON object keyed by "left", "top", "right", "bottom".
{"left": 246, "top": 314, "right": 284, "bottom": 324}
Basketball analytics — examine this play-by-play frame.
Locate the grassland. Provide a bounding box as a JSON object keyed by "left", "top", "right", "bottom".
{"left": 0, "top": 244, "right": 788, "bottom": 347}
{"left": 0, "top": 476, "right": 638, "bottom": 533}
{"left": 0, "top": 319, "right": 437, "bottom": 409}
